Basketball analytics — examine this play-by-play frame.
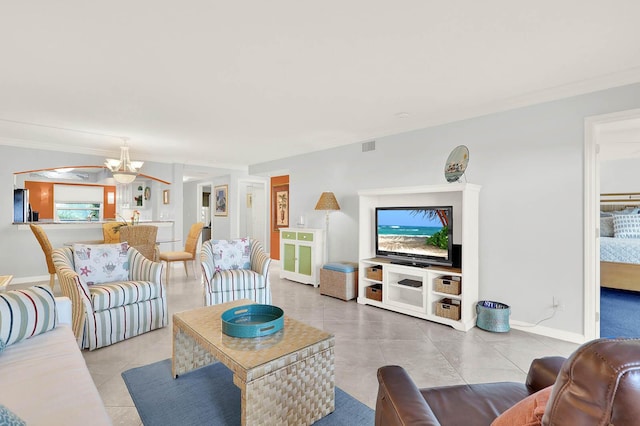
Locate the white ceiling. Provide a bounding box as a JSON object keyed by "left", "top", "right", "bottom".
{"left": 2, "top": 1, "right": 640, "bottom": 171}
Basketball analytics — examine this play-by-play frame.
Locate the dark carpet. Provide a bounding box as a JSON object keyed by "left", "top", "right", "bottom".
{"left": 122, "top": 359, "right": 374, "bottom": 426}
{"left": 600, "top": 287, "right": 640, "bottom": 338}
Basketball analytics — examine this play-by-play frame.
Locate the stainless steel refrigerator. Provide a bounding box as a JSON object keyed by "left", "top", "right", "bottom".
{"left": 13, "top": 188, "right": 30, "bottom": 223}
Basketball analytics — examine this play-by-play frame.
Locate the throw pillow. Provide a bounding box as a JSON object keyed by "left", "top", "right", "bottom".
{"left": 616, "top": 207, "right": 640, "bottom": 215}
{"left": 613, "top": 214, "right": 640, "bottom": 238}
{"left": 0, "top": 285, "right": 57, "bottom": 347}
{"left": 0, "top": 404, "right": 26, "bottom": 426}
{"left": 211, "top": 239, "right": 251, "bottom": 271}
{"left": 491, "top": 386, "right": 553, "bottom": 426}
{"left": 73, "top": 242, "right": 130, "bottom": 286}
{"left": 600, "top": 216, "right": 614, "bottom": 237}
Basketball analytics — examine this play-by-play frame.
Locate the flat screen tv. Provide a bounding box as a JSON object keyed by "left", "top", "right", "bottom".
{"left": 375, "top": 206, "right": 453, "bottom": 267}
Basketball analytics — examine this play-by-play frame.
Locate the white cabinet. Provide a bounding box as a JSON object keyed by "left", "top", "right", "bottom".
{"left": 357, "top": 183, "right": 480, "bottom": 331}
{"left": 279, "top": 228, "right": 325, "bottom": 287}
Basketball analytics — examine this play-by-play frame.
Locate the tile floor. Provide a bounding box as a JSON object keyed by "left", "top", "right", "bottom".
{"left": 54, "top": 263, "right": 579, "bottom": 425}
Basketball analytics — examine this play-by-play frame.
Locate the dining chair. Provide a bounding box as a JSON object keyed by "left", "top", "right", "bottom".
{"left": 119, "top": 225, "right": 158, "bottom": 261}
{"left": 29, "top": 224, "right": 56, "bottom": 291}
{"left": 159, "top": 222, "right": 204, "bottom": 283}
{"left": 102, "top": 222, "right": 122, "bottom": 243}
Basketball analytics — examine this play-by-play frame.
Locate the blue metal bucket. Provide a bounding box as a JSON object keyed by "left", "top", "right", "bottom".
{"left": 476, "top": 300, "right": 510, "bottom": 332}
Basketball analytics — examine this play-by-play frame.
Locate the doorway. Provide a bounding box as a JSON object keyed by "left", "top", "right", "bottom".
{"left": 584, "top": 108, "right": 640, "bottom": 341}
{"left": 196, "top": 183, "right": 212, "bottom": 244}
{"left": 237, "top": 179, "right": 267, "bottom": 245}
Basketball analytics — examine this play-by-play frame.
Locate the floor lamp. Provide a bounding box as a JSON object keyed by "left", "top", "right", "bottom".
{"left": 315, "top": 192, "right": 340, "bottom": 263}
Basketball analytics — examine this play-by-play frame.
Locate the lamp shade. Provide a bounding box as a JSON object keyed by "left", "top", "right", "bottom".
{"left": 315, "top": 192, "right": 340, "bottom": 211}
{"left": 112, "top": 171, "right": 138, "bottom": 184}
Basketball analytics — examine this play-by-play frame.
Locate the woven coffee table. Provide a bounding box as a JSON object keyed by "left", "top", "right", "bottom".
{"left": 172, "top": 299, "right": 335, "bottom": 426}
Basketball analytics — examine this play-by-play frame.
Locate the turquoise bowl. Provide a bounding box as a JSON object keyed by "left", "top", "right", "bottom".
{"left": 221, "top": 304, "right": 284, "bottom": 338}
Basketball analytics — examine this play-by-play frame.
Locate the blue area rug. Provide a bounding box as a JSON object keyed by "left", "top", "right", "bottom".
{"left": 122, "top": 359, "right": 374, "bottom": 426}
{"left": 601, "top": 288, "right": 640, "bottom": 338}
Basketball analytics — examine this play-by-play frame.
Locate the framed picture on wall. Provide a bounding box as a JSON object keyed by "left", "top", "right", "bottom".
{"left": 214, "top": 185, "right": 228, "bottom": 216}
{"left": 272, "top": 184, "right": 289, "bottom": 230}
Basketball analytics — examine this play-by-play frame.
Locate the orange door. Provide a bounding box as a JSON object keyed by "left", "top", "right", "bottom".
{"left": 270, "top": 175, "right": 289, "bottom": 260}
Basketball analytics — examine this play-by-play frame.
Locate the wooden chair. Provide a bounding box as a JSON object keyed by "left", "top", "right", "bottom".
{"left": 119, "top": 225, "right": 158, "bottom": 261}
{"left": 29, "top": 224, "right": 56, "bottom": 291}
{"left": 102, "top": 222, "right": 121, "bottom": 243}
{"left": 159, "top": 222, "right": 204, "bottom": 283}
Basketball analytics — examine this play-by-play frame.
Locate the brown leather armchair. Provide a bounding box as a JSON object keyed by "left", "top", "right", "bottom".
{"left": 375, "top": 338, "right": 640, "bottom": 426}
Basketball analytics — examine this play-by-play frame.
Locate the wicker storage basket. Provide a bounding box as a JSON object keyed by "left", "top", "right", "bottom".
{"left": 365, "top": 266, "right": 383, "bottom": 281}
{"left": 366, "top": 284, "right": 382, "bottom": 301}
{"left": 476, "top": 300, "right": 510, "bottom": 332}
{"left": 435, "top": 298, "right": 461, "bottom": 320}
{"left": 434, "top": 276, "right": 461, "bottom": 295}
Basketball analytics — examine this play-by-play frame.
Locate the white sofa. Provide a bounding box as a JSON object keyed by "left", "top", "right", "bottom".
{"left": 0, "top": 296, "right": 111, "bottom": 425}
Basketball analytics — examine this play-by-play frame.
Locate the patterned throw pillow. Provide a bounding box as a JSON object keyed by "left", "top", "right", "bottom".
{"left": 613, "top": 215, "right": 640, "bottom": 239}
{"left": 73, "top": 242, "right": 130, "bottom": 286}
{"left": 0, "top": 404, "right": 26, "bottom": 426}
{"left": 0, "top": 285, "right": 56, "bottom": 347}
{"left": 211, "top": 239, "right": 251, "bottom": 271}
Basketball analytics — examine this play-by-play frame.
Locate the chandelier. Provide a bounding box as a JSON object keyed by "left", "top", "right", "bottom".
{"left": 105, "top": 139, "right": 144, "bottom": 184}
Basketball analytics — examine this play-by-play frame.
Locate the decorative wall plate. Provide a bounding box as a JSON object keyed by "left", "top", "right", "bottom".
{"left": 444, "top": 145, "right": 469, "bottom": 183}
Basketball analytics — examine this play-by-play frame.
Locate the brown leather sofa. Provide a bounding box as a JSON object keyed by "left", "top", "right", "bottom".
{"left": 375, "top": 338, "right": 640, "bottom": 425}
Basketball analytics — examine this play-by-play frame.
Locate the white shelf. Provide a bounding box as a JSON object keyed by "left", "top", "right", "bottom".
{"left": 433, "top": 291, "right": 462, "bottom": 300}
{"left": 389, "top": 283, "right": 423, "bottom": 292}
{"left": 357, "top": 183, "right": 480, "bottom": 331}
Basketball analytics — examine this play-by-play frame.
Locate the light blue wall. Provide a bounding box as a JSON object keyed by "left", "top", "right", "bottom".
{"left": 250, "top": 82, "right": 640, "bottom": 337}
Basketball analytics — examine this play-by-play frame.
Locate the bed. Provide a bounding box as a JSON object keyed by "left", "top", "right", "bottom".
{"left": 600, "top": 192, "right": 640, "bottom": 292}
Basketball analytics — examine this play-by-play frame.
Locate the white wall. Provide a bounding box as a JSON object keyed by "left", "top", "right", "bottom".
{"left": 601, "top": 158, "right": 640, "bottom": 193}
{"left": 250, "top": 82, "right": 640, "bottom": 339}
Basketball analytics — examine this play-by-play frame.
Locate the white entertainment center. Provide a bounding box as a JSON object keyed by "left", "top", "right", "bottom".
{"left": 357, "top": 183, "right": 481, "bottom": 331}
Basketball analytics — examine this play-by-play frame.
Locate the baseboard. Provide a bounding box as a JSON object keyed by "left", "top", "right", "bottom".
{"left": 510, "top": 320, "right": 587, "bottom": 344}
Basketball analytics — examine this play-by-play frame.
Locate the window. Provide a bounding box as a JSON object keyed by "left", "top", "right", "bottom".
{"left": 55, "top": 203, "right": 102, "bottom": 221}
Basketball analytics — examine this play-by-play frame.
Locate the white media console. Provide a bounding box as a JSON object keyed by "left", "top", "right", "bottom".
{"left": 357, "top": 183, "right": 481, "bottom": 331}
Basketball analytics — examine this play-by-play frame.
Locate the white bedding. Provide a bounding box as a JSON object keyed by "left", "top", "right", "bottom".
{"left": 600, "top": 236, "right": 640, "bottom": 264}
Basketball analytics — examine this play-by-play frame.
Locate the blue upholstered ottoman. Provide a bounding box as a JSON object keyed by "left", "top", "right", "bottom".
{"left": 320, "top": 262, "right": 358, "bottom": 301}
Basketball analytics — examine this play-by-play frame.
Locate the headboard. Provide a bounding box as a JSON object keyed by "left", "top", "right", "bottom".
{"left": 600, "top": 192, "right": 640, "bottom": 213}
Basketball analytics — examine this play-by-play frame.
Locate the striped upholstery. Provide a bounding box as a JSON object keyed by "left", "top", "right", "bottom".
{"left": 0, "top": 285, "right": 56, "bottom": 348}
{"left": 201, "top": 239, "right": 272, "bottom": 306}
{"left": 90, "top": 281, "right": 164, "bottom": 311}
{"left": 52, "top": 246, "right": 167, "bottom": 350}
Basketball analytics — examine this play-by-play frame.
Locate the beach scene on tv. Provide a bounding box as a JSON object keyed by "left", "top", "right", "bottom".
{"left": 377, "top": 208, "right": 449, "bottom": 258}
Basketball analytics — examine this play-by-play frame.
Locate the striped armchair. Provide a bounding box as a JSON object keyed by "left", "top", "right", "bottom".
{"left": 201, "top": 239, "right": 271, "bottom": 306}
{"left": 52, "top": 246, "right": 167, "bottom": 350}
